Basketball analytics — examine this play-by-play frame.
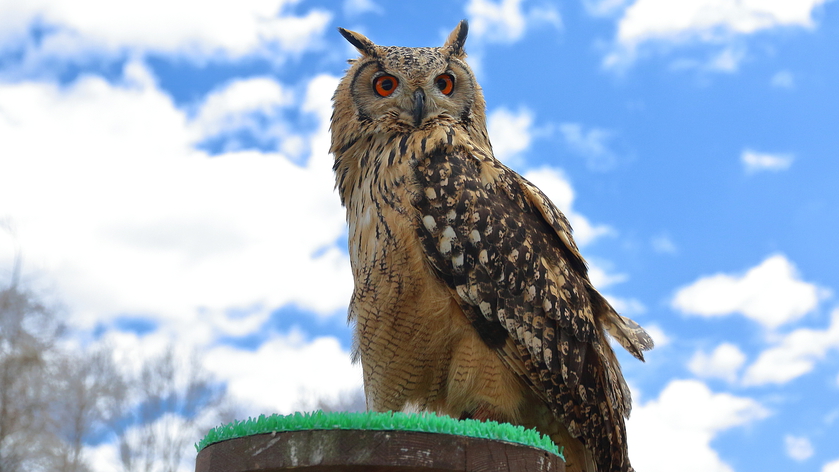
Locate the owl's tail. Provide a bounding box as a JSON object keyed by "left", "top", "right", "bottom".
{"left": 520, "top": 400, "right": 597, "bottom": 472}
{"left": 550, "top": 425, "right": 598, "bottom": 472}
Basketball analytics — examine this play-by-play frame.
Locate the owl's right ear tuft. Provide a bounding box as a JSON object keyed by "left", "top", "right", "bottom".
{"left": 443, "top": 20, "right": 469, "bottom": 58}
{"left": 338, "top": 28, "right": 377, "bottom": 57}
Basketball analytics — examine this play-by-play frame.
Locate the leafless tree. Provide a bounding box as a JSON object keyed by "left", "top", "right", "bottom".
{"left": 1, "top": 228, "right": 234, "bottom": 472}
{"left": 51, "top": 346, "right": 128, "bottom": 472}
{"left": 292, "top": 387, "right": 367, "bottom": 414}
{"left": 0, "top": 267, "right": 64, "bottom": 471}
{"left": 116, "top": 347, "right": 233, "bottom": 472}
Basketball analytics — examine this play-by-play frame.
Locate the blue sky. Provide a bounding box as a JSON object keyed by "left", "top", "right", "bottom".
{"left": 1, "top": 0, "right": 838, "bottom": 471}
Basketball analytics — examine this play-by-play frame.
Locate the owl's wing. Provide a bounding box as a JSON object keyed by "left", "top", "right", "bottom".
{"left": 413, "top": 143, "right": 637, "bottom": 471}
{"left": 517, "top": 177, "right": 654, "bottom": 362}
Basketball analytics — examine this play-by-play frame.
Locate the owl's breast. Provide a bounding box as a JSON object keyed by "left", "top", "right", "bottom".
{"left": 345, "top": 159, "right": 418, "bottom": 271}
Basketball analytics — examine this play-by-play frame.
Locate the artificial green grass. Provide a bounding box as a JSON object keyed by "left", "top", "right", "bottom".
{"left": 197, "top": 410, "right": 562, "bottom": 458}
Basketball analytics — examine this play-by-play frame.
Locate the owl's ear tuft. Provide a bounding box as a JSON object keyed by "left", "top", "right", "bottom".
{"left": 338, "top": 27, "right": 377, "bottom": 57}
{"left": 443, "top": 20, "right": 469, "bottom": 58}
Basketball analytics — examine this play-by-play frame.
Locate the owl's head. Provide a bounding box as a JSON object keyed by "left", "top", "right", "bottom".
{"left": 333, "top": 20, "right": 485, "bottom": 134}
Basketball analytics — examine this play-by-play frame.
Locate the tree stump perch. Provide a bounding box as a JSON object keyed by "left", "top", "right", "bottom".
{"left": 196, "top": 429, "right": 564, "bottom": 472}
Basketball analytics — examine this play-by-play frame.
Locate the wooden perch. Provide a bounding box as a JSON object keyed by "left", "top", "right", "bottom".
{"left": 196, "top": 429, "right": 564, "bottom": 472}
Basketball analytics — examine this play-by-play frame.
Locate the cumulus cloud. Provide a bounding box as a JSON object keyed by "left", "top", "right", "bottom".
{"left": 706, "top": 45, "right": 747, "bottom": 73}
{"left": 343, "top": 0, "right": 382, "bottom": 16}
{"left": 642, "top": 324, "right": 670, "bottom": 347}
{"left": 523, "top": 166, "right": 613, "bottom": 246}
{"left": 0, "top": 0, "right": 330, "bottom": 62}
{"left": 741, "top": 149, "right": 795, "bottom": 174}
{"left": 465, "top": 0, "right": 561, "bottom": 44}
{"left": 672, "top": 254, "right": 827, "bottom": 329}
{"left": 688, "top": 343, "right": 747, "bottom": 383}
{"left": 587, "top": 260, "right": 628, "bottom": 289}
{"left": 627, "top": 379, "right": 769, "bottom": 472}
{"left": 188, "top": 76, "right": 310, "bottom": 158}
{"left": 0, "top": 63, "right": 352, "bottom": 338}
{"left": 86, "top": 441, "right": 123, "bottom": 472}
{"left": 651, "top": 233, "right": 678, "bottom": 255}
{"left": 487, "top": 107, "right": 535, "bottom": 166}
{"left": 771, "top": 70, "right": 796, "bottom": 89}
{"left": 203, "top": 330, "right": 363, "bottom": 416}
{"left": 785, "top": 435, "right": 814, "bottom": 461}
{"left": 743, "top": 309, "right": 839, "bottom": 386}
{"left": 87, "top": 412, "right": 204, "bottom": 472}
{"left": 583, "top": 0, "right": 633, "bottom": 17}
{"left": 190, "top": 77, "right": 293, "bottom": 140}
{"left": 558, "top": 122, "right": 624, "bottom": 171}
{"left": 604, "top": 0, "right": 834, "bottom": 70}
{"left": 825, "top": 458, "right": 839, "bottom": 472}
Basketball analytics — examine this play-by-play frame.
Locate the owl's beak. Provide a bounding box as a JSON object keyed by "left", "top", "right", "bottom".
{"left": 412, "top": 88, "right": 426, "bottom": 128}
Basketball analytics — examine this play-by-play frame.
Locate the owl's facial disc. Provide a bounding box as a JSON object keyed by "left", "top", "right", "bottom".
{"left": 347, "top": 47, "right": 476, "bottom": 130}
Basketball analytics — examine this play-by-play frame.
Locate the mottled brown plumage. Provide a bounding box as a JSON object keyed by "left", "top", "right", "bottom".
{"left": 330, "top": 20, "right": 653, "bottom": 472}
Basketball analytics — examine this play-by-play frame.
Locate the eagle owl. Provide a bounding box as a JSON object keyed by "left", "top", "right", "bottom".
{"left": 330, "top": 20, "right": 653, "bottom": 472}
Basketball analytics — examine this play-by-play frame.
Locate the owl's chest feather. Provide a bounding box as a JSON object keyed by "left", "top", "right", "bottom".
{"left": 341, "top": 126, "right": 492, "bottom": 291}
{"left": 346, "top": 152, "right": 416, "bottom": 271}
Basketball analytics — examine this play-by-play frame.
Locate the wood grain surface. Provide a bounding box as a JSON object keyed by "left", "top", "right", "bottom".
{"left": 196, "top": 430, "right": 564, "bottom": 472}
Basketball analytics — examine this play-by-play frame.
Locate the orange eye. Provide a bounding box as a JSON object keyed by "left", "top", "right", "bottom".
{"left": 435, "top": 74, "right": 454, "bottom": 95}
{"left": 373, "top": 75, "right": 398, "bottom": 97}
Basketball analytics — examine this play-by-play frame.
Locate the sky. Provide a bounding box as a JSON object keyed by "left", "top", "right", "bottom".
{"left": 1, "top": 0, "right": 838, "bottom": 471}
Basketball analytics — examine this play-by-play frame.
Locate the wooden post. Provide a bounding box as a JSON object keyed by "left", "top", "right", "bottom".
{"left": 196, "top": 429, "right": 564, "bottom": 472}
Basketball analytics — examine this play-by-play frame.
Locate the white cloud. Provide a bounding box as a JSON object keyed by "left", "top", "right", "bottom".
{"left": 743, "top": 309, "right": 839, "bottom": 386}
{"left": 465, "top": 0, "right": 561, "bottom": 44}
{"left": 558, "top": 122, "right": 622, "bottom": 171}
{"left": 587, "top": 259, "right": 647, "bottom": 316}
{"left": 707, "top": 45, "right": 747, "bottom": 73}
{"left": 487, "top": 107, "right": 535, "bottom": 166}
{"left": 688, "top": 343, "right": 746, "bottom": 383}
{"left": 583, "top": 0, "right": 633, "bottom": 17}
{"left": 642, "top": 324, "right": 670, "bottom": 347}
{"left": 617, "top": 0, "right": 829, "bottom": 43}
{"left": 86, "top": 412, "right": 201, "bottom": 472}
{"left": 203, "top": 330, "right": 363, "bottom": 416}
{"left": 587, "top": 260, "right": 628, "bottom": 288}
{"left": 343, "top": 0, "right": 382, "bottom": 16}
{"left": 784, "top": 435, "right": 814, "bottom": 461}
{"left": 0, "top": 0, "right": 330, "bottom": 62}
{"left": 523, "top": 166, "right": 613, "bottom": 246}
{"left": 672, "top": 254, "right": 827, "bottom": 329}
{"left": 604, "top": 0, "right": 834, "bottom": 70}
{"left": 771, "top": 70, "right": 796, "bottom": 89}
{"left": 78, "top": 330, "right": 232, "bottom": 472}
{"left": 741, "top": 149, "right": 795, "bottom": 174}
{"left": 0, "top": 63, "right": 352, "bottom": 338}
{"left": 651, "top": 233, "right": 678, "bottom": 254}
{"left": 86, "top": 441, "right": 123, "bottom": 472}
{"left": 627, "top": 379, "right": 769, "bottom": 472}
{"left": 606, "top": 295, "right": 647, "bottom": 316}
{"left": 825, "top": 458, "right": 839, "bottom": 472}
{"left": 190, "top": 77, "right": 293, "bottom": 140}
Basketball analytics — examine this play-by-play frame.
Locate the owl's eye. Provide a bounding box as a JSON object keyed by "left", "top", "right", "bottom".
{"left": 373, "top": 75, "right": 399, "bottom": 97}
{"left": 435, "top": 74, "right": 454, "bottom": 95}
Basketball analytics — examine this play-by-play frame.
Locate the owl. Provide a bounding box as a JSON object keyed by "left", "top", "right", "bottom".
{"left": 330, "top": 20, "right": 653, "bottom": 472}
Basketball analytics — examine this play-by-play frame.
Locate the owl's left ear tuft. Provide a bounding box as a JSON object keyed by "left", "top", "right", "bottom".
{"left": 338, "top": 27, "right": 377, "bottom": 57}
{"left": 443, "top": 19, "right": 468, "bottom": 58}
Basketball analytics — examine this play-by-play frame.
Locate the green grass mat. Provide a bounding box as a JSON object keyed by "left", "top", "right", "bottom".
{"left": 197, "top": 410, "right": 562, "bottom": 458}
